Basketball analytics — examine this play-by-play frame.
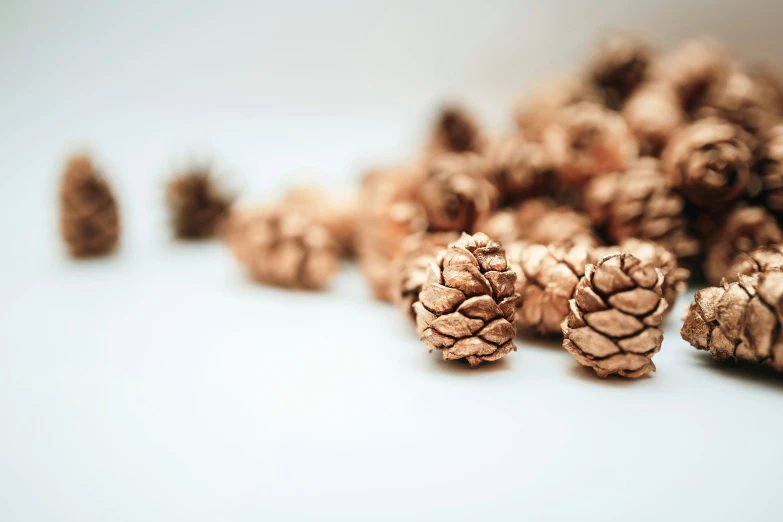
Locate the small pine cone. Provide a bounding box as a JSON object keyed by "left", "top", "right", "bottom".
{"left": 703, "top": 206, "right": 783, "bottom": 285}
{"left": 663, "top": 117, "right": 753, "bottom": 208}
{"left": 756, "top": 123, "right": 783, "bottom": 213}
{"left": 652, "top": 38, "right": 732, "bottom": 117}
{"left": 543, "top": 102, "right": 639, "bottom": 185}
{"left": 587, "top": 33, "right": 654, "bottom": 110}
{"left": 599, "top": 238, "right": 690, "bottom": 311}
{"left": 390, "top": 232, "right": 460, "bottom": 322}
{"left": 225, "top": 205, "right": 340, "bottom": 290}
{"left": 483, "top": 135, "right": 549, "bottom": 205}
{"left": 166, "top": 167, "right": 233, "bottom": 240}
{"left": 681, "top": 270, "right": 783, "bottom": 372}
{"left": 413, "top": 232, "right": 517, "bottom": 367}
{"left": 514, "top": 75, "right": 602, "bottom": 142}
{"left": 60, "top": 154, "right": 120, "bottom": 257}
{"left": 417, "top": 153, "right": 498, "bottom": 233}
{"left": 622, "top": 82, "right": 685, "bottom": 157}
{"left": 724, "top": 245, "right": 783, "bottom": 283}
{"left": 282, "top": 186, "right": 357, "bottom": 257}
{"left": 424, "top": 106, "right": 485, "bottom": 157}
{"left": 509, "top": 241, "right": 599, "bottom": 336}
{"left": 583, "top": 157, "right": 700, "bottom": 260}
{"left": 562, "top": 253, "right": 667, "bottom": 378}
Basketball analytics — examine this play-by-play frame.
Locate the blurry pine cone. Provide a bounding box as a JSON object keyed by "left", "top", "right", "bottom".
{"left": 166, "top": 167, "right": 233, "bottom": 240}
{"left": 584, "top": 157, "right": 700, "bottom": 260}
{"left": 514, "top": 75, "right": 602, "bottom": 142}
{"left": 356, "top": 166, "right": 428, "bottom": 301}
{"left": 681, "top": 270, "right": 783, "bottom": 372}
{"left": 703, "top": 206, "right": 783, "bottom": 285}
{"left": 598, "top": 238, "right": 690, "bottom": 311}
{"left": 562, "top": 253, "right": 667, "bottom": 378}
{"left": 622, "top": 82, "right": 684, "bottom": 157}
{"left": 226, "top": 205, "right": 340, "bottom": 290}
{"left": 483, "top": 135, "right": 549, "bottom": 205}
{"left": 587, "top": 33, "right": 654, "bottom": 110}
{"left": 417, "top": 153, "right": 497, "bottom": 233}
{"left": 424, "top": 106, "right": 485, "bottom": 157}
{"left": 413, "top": 233, "right": 517, "bottom": 367}
{"left": 390, "top": 232, "right": 460, "bottom": 322}
{"left": 724, "top": 245, "right": 783, "bottom": 283}
{"left": 748, "top": 66, "right": 783, "bottom": 116}
{"left": 60, "top": 154, "right": 120, "bottom": 257}
{"left": 755, "top": 123, "right": 783, "bottom": 213}
{"left": 508, "top": 241, "right": 598, "bottom": 335}
{"left": 282, "top": 186, "right": 357, "bottom": 257}
{"left": 543, "top": 102, "right": 639, "bottom": 185}
{"left": 663, "top": 117, "right": 753, "bottom": 208}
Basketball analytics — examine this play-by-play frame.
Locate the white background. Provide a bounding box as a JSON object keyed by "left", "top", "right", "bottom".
{"left": 2, "top": 1, "right": 783, "bottom": 520}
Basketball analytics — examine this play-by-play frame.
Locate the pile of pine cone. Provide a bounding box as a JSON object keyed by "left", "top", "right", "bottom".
{"left": 60, "top": 35, "right": 783, "bottom": 378}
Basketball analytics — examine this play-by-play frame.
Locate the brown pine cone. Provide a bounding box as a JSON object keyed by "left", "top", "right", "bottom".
{"left": 562, "top": 253, "right": 667, "bottom": 378}
{"left": 413, "top": 233, "right": 517, "bottom": 367}
{"left": 587, "top": 33, "right": 654, "bottom": 110}
{"left": 60, "top": 154, "right": 120, "bottom": 258}
{"left": 166, "top": 167, "right": 233, "bottom": 240}
{"left": 598, "top": 238, "right": 690, "bottom": 311}
{"left": 681, "top": 270, "right": 783, "bottom": 372}
{"left": 390, "top": 232, "right": 460, "bottom": 322}
{"left": 703, "top": 206, "right": 783, "bottom": 285}
{"left": 748, "top": 66, "right": 783, "bottom": 116}
{"left": 543, "top": 102, "right": 639, "bottom": 185}
{"left": 282, "top": 186, "right": 357, "bottom": 257}
{"left": 424, "top": 106, "right": 485, "bottom": 157}
{"left": 483, "top": 135, "right": 549, "bottom": 205}
{"left": 622, "top": 82, "right": 685, "bottom": 157}
{"left": 225, "top": 205, "right": 340, "bottom": 290}
{"left": 724, "top": 245, "right": 783, "bottom": 283}
{"left": 663, "top": 117, "right": 753, "bottom": 208}
{"left": 583, "top": 157, "right": 700, "bottom": 260}
{"left": 509, "top": 241, "right": 598, "bottom": 336}
{"left": 417, "top": 153, "right": 497, "bottom": 233}
{"left": 755, "top": 123, "right": 783, "bottom": 213}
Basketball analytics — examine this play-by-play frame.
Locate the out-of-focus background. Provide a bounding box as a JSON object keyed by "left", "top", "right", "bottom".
{"left": 2, "top": 1, "right": 783, "bottom": 521}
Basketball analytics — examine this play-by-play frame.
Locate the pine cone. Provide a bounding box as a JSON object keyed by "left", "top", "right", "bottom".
{"left": 282, "top": 186, "right": 357, "bottom": 257}
{"left": 748, "top": 66, "right": 783, "bottom": 116}
{"left": 413, "top": 233, "right": 517, "bottom": 367}
{"left": 562, "top": 253, "right": 667, "bottom": 378}
{"left": 681, "top": 270, "right": 783, "bottom": 372}
{"left": 483, "top": 135, "right": 549, "bottom": 205}
{"left": 424, "top": 106, "right": 485, "bottom": 157}
{"left": 622, "top": 82, "right": 685, "bottom": 157}
{"left": 225, "top": 205, "right": 340, "bottom": 290}
{"left": 598, "top": 238, "right": 690, "bottom": 311}
{"left": 703, "top": 206, "right": 783, "bottom": 285}
{"left": 60, "top": 154, "right": 120, "bottom": 257}
{"left": 390, "top": 232, "right": 460, "bottom": 322}
{"left": 724, "top": 245, "right": 783, "bottom": 283}
{"left": 166, "top": 167, "right": 233, "bottom": 240}
{"left": 543, "top": 102, "right": 639, "bottom": 185}
{"left": 587, "top": 33, "right": 654, "bottom": 110}
{"left": 663, "top": 117, "right": 753, "bottom": 208}
{"left": 509, "top": 241, "right": 598, "bottom": 336}
{"left": 417, "top": 153, "right": 498, "bottom": 233}
{"left": 583, "top": 157, "right": 700, "bottom": 260}
{"left": 755, "top": 123, "right": 783, "bottom": 213}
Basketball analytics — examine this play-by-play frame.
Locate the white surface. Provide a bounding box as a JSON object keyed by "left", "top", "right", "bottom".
{"left": 2, "top": 1, "right": 783, "bottom": 521}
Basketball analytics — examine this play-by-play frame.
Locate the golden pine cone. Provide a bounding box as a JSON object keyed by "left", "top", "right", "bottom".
{"left": 483, "top": 135, "right": 549, "bottom": 205}
{"left": 390, "top": 232, "right": 460, "bottom": 322}
{"left": 681, "top": 270, "right": 783, "bottom": 372}
{"left": 587, "top": 33, "right": 654, "bottom": 110}
{"left": 282, "top": 186, "right": 357, "bottom": 257}
{"left": 60, "top": 154, "right": 120, "bottom": 258}
{"left": 583, "top": 157, "right": 700, "bottom": 260}
{"left": 225, "top": 205, "right": 340, "bottom": 290}
{"left": 663, "top": 117, "right": 753, "bottom": 208}
{"left": 756, "top": 123, "right": 783, "bottom": 213}
{"left": 413, "top": 233, "right": 517, "bottom": 367}
{"left": 543, "top": 102, "right": 639, "bottom": 185}
{"left": 417, "top": 153, "right": 498, "bottom": 233}
{"left": 622, "top": 82, "right": 685, "bottom": 157}
{"left": 703, "top": 206, "right": 783, "bottom": 285}
{"left": 166, "top": 167, "right": 233, "bottom": 240}
{"left": 509, "top": 241, "right": 599, "bottom": 336}
{"left": 724, "top": 245, "right": 783, "bottom": 283}
{"left": 424, "top": 106, "right": 485, "bottom": 157}
{"left": 563, "top": 253, "right": 668, "bottom": 378}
